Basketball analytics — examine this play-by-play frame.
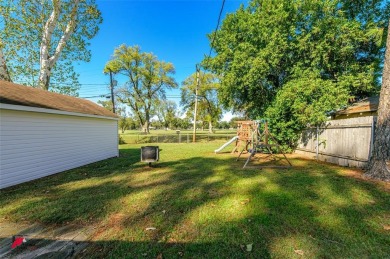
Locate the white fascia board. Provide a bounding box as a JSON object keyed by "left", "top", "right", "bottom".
{"left": 0, "top": 103, "right": 118, "bottom": 120}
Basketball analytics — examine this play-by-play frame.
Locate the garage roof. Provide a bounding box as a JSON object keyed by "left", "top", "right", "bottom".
{"left": 336, "top": 96, "right": 379, "bottom": 115}
{"left": 0, "top": 80, "right": 117, "bottom": 118}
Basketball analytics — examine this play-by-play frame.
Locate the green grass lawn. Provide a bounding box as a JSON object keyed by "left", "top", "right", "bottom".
{"left": 119, "top": 130, "right": 237, "bottom": 144}
{"left": 120, "top": 129, "right": 237, "bottom": 135}
{"left": 1, "top": 142, "right": 389, "bottom": 258}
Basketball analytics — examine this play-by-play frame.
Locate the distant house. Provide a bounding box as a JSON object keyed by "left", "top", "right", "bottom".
{"left": 331, "top": 96, "right": 379, "bottom": 120}
{"left": 0, "top": 81, "right": 118, "bottom": 189}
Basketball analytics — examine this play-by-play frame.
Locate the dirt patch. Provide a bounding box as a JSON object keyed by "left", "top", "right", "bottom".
{"left": 107, "top": 213, "right": 126, "bottom": 227}
{"left": 341, "top": 168, "right": 390, "bottom": 192}
{"left": 91, "top": 213, "right": 127, "bottom": 240}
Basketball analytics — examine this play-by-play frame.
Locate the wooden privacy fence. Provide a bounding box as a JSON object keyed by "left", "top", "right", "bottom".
{"left": 295, "top": 116, "right": 375, "bottom": 168}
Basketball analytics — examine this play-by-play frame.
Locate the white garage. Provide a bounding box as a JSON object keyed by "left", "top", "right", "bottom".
{"left": 0, "top": 81, "right": 119, "bottom": 189}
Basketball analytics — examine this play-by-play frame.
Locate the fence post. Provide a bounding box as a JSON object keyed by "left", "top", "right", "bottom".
{"left": 187, "top": 133, "right": 189, "bottom": 143}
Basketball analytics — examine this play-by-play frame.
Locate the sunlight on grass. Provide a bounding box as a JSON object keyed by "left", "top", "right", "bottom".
{"left": 201, "top": 175, "right": 225, "bottom": 184}
{"left": 57, "top": 176, "right": 124, "bottom": 191}
{"left": 270, "top": 234, "right": 320, "bottom": 258}
{"left": 118, "top": 189, "right": 160, "bottom": 212}
{"left": 315, "top": 183, "right": 351, "bottom": 206}
{"left": 349, "top": 186, "right": 376, "bottom": 204}
{"left": 187, "top": 194, "right": 253, "bottom": 225}
{"left": 0, "top": 197, "right": 43, "bottom": 219}
{"left": 315, "top": 211, "right": 349, "bottom": 230}
{"left": 129, "top": 170, "right": 171, "bottom": 188}
{"left": 1, "top": 143, "right": 389, "bottom": 258}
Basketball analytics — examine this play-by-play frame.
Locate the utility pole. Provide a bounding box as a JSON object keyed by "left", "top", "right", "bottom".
{"left": 193, "top": 64, "right": 200, "bottom": 143}
{"left": 109, "top": 69, "right": 116, "bottom": 114}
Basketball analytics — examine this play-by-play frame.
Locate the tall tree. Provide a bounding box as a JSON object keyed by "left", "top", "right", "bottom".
{"left": 104, "top": 45, "right": 177, "bottom": 133}
{"left": 0, "top": 0, "right": 102, "bottom": 95}
{"left": 203, "top": 0, "right": 389, "bottom": 146}
{"left": 118, "top": 116, "right": 130, "bottom": 133}
{"left": 155, "top": 100, "right": 178, "bottom": 130}
{"left": 365, "top": 23, "right": 390, "bottom": 181}
{"left": 181, "top": 72, "right": 222, "bottom": 133}
{"left": 265, "top": 72, "right": 349, "bottom": 149}
{"left": 97, "top": 99, "right": 126, "bottom": 115}
{"left": 97, "top": 99, "right": 115, "bottom": 113}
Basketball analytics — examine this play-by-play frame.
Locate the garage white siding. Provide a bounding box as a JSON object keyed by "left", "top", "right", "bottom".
{"left": 0, "top": 109, "right": 118, "bottom": 189}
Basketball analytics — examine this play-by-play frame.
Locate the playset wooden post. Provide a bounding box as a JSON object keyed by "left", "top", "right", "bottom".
{"left": 231, "top": 121, "right": 257, "bottom": 154}
{"left": 221, "top": 119, "right": 292, "bottom": 168}
{"left": 241, "top": 120, "right": 292, "bottom": 168}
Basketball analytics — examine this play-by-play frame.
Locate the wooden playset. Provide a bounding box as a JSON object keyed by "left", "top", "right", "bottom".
{"left": 231, "top": 120, "right": 257, "bottom": 153}
{"left": 228, "top": 120, "right": 291, "bottom": 168}
{"left": 215, "top": 119, "right": 292, "bottom": 168}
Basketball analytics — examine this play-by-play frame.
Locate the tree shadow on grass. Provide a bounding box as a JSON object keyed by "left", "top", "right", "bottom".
{"left": 235, "top": 158, "right": 390, "bottom": 258}
{"left": 0, "top": 148, "right": 141, "bottom": 223}
{"left": 0, "top": 147, "right": 389, "bottom": 258}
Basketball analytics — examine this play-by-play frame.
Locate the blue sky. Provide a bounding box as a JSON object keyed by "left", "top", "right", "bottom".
{"left": 76, "top": 0, "right": 246, "bottom": 120}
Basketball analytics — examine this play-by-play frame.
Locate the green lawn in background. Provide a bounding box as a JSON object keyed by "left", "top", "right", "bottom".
{"left": 1, "top": 142, "right": 389, "bottom": 258}
{"left": 120, "top": 129, "right": 237, "bottom": 135}
{"left": 119, "top": 130, "right": 237, "bottom": 144}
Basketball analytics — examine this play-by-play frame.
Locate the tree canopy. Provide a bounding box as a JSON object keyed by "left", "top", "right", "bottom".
{"left": 0, "top": 0, "right": 102, "bottom": 95}
{"left": 181, "top": 72, "right": 222, "bottom": 133}
{"left": 105, "top": 45, "right": 177, "bottom": 133}
{"left": 203, "top": 0, "right": 389, "bottom": 146}
{"left": 155, "top": 99, "right": 178, "bottom": 130}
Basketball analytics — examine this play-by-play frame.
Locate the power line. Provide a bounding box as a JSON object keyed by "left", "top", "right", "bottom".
{"left": 54, "top": 83, "right": 108, "bottom": 86}
{"left": 79, "top": 87, "right": 110, "bottom": 92}
{"left": 207, "top": 0, "right": 226, "bottom": 60}
{"left": 79, "top": 88, "right": 108, "bottom": 92}
{"left": 15, "top": 81, "right": 109, "bottom": 88}
{"left": 79, "top": 94, "right": 110, "bottom": 99}
{"left": 191, "top": 0, "right": 225, "bottom": 141}
{"left": 193, "top": 0, "right": 226, "bottom": 81}
{"left": 77, "top": 83, "right": 108, "bottom": 86}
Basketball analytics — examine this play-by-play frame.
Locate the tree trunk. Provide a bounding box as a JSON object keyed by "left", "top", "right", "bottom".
{"left": 40, "top": 67, "right": 51, "bottom": 90}
{"left": 0, "top": 47, "right": 11, "bottom": 81}
{"left": 144, "top": 112, "right": 150, "bottom": 134}
{"left": 38, "top": 0, "right": 79, "bottom": 90}
{"left": 208, "top": 120, "right": 213, "bottom": 133}
{"left": 143, "top": 121, "right": 150, "bottom": 134}
{"left": 39, "top": 62, "right": 52, "bottom": 90}
{"left": 364, "top": 23, "right": 390, "bottom": 181}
